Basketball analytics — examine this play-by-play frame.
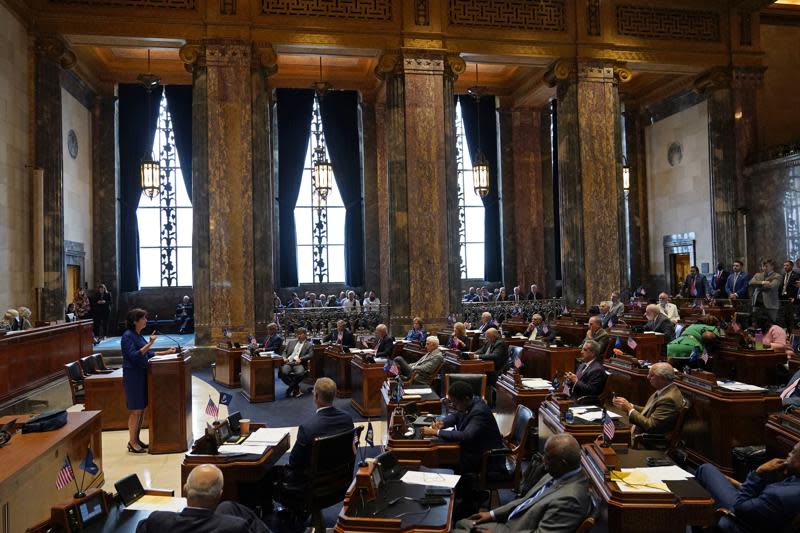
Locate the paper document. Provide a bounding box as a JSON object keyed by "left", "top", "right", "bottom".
{"left": 246, "top": 427, "right": 290, "bottom": 445}
{"left": 218, "top": 442, "right": 269, "bottom": 455}
{"left": 149, "top": 354, "right": 179, "bottom": 362}
{"left": 716, "top": 381, "right": 767, "bottom": 392}
{"left": 521, "top": 379, "right": 553, "bottom": 390}
{"left": 622, "top": 466, "right": 693, "bottom": 481}
{"left": 401, "top": 471, "right": 460, "bottom": 489}
{"left": 610, "top": 470, "right": 671, "bottom": 493}
{"left": 569, "top": 406, "right": 596, "bottom": 414}
{"left": 127, "top": 495, "right": 188, "bottom": 513}
{"left": 405, "top": 387, "right": 432, "bottom": 395}
{"left": 578, "top": 410, "right": 621, "bottom": 421}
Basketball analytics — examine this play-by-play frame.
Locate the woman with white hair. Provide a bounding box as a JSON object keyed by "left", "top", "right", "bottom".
{"left": 1, "top": 309, "right": 19, "bottom": 331}
{"left": 16, "top": 307, "right": 32, "bottom": 330}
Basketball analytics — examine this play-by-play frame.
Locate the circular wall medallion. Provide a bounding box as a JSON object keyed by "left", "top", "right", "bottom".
{"left": 67, "top": 130, "right": 78, "bottom": 159}
{"left": 667, "top": 142, "right": 683, "bottom": 167}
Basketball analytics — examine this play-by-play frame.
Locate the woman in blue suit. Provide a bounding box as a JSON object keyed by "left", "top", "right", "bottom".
{"left": 121, "top": 308, "right": 176, "bottom": 453}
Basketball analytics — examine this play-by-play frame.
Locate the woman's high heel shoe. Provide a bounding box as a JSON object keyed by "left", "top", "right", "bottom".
{"left": 127, "top": 442, "right": 146, "bottom": 454}
{"left": 137, "top": 441, "right": 149, "bottom": 449}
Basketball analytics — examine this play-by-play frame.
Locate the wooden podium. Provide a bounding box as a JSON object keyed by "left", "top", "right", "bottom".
{"left": 148, "top": 353, "right": 193, "bottom": 454}
{"left": 323, "top": 345, "right": 353, "bottom": 397}
{"left": 241, "top": 352, "right": 281, "bottom": 403}
{"left": 215, "top": 345, "right": 245, "bottom": 388}
{"left": 350, "top": 353, "right": 386, "bottom": 417}
{"left": 520, "top": 342, "right": 579, "bottom": 378}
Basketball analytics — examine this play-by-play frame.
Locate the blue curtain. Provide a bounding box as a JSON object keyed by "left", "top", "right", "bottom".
{"left": 458, "top": 94, "right": 502, "bottom": 281}
{"left": 165, "top": 85, "right": 193, "bottom": 202}
{"left": 276, "top": 89, "right": 315, "bottom": 287}
{"left": 320, "top": 91, "right": 364, "bottom": 287}
{"left": 118, "top": 84, "right": 163, "bottom": 292}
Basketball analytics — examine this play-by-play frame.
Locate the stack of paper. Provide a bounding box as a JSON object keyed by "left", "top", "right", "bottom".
{"left": 247, "top": 427, "right": 290, "bottom": 445}
{"left": 149, "top": 354, "right": 179, "bottom": 362}
{"left": 521, "top": 378, "right": 553, "bottom": 390}
{"left": 577, "top": 410, "right": 621, "bottom": 422}
{"left": 127, "top": 495, "right": 188, "bottom": 512}
{"left": 400, "top": 471, "right": 460, "bottom": 488}
{"left": 610, "top": 466, "right": 692, "bottom": 493}
{"left": 405, "top": 387, "right": 433, "bottom": 395}
{"left": 716, "top": 381, "right": 767, "bottom": 392}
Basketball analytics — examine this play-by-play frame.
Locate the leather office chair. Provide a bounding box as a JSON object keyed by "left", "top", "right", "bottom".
{"left": 478, "top": 404, "right": 535, "bottom": 507}
{"left": 444, "top": 373, "right": 487, "bottom": 401}
{"left": 715, "top": 507, "right": 800, "bottom": 533}
{"left": 632, "top": 398, "right": 691, "bottom": 455}
{"left": 91, "top": 352, "right": 115, "bottom": 371}
{"left": 575, "top": 492, "right": 599, "bottom": 533}
{"left": 277, "top": 426, "right": 363, "bottom": 532}
{"left": 79, "top": 355, "right": 98, "bottom": 375}
{"left": 64, "top": 362, "right": 85, "bottom": 405}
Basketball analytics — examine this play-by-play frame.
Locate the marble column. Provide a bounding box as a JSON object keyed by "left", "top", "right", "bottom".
{"left": 498, "top": 106, "right": 517, "bottom": 289}
{"left": 181, "top": 41, "right": 277, "bottom": 346}
{"left": 375, "top": 97, "right": 391, "bottom": 307}
{"left": 540, "top": 105, "right": 558, "bottom": 296}
{"left": 507, "top": 106, "right": 546, "bottom": 294}
{"left": 34, "top": 35, "right": 75, "bottom": 321}
{"left": 360, "top": 99, "right": 381, "bottom": 295}
{"left": 376, "top": 50, "right": 465, "bottom": 332}
{"left": 91, "top": 91, "right": 120, "bottom": 302}
{"left": 623, "top": 103, "right": 648, "bottom": 291}
{"left": 550, "top": 60, "right": 630, "bottom": 306}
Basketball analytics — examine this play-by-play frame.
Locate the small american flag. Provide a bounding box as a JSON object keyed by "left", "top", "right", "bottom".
{"left": 514, "top": 355, "right": 522, "bottom": 369}
{"left": 732, "top": 321, "right": 741, "bottom": 333}
{"left": 561, "top": 380, "right": 570, "bottom": 396}
{"left": 387, "top": 361, "right": 399, "bottom": 376}
{"left": 627, "top": 337, "right": 638, "bottom": 350}
{"left": 602, "top": 410, "right": 615, "bottom": 442}
{"left": 56, "top": 456, "right": 75, "bottom": 490}
{"left": 700, "top": 349, "right": 709, "bottom": 364}
{"left": 205, "top": 396, "right": 219, "bottom": 418}
{"left": 542, "top": 324, "right": 549, "bottom": 334}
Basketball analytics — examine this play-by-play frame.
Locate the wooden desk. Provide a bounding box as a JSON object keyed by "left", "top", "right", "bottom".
{"left": 84, "top": 369, "right": 149, "bottom": 430}
{"left": 714, "top": 347, "right": 785, "bottom": 386}
{"left": 520, "top": 343, "right": 579, "bottom": 378}
{"left": 386, "top": 433, "right": 460, "bottom": 468}
{"left": 552, "top": 322, "right": 586, "bottom": 347}
{"left": 351, "top": 354, "right": 387, "bottom": 417}
{"left": 765, "top": 412, "right": 800, "bottom": 458}
{"left": 182, "top": 432, "right": 289, "bottom": 509}
{"left": 537, "top": 399, "right": 632, "bottom": 448}
{"left": 336, "top": 465, "right": 454, "bottom": 532}
{"left": 400, "top": 342, "right": 426, "bottom": 363}
{"left": 609, "top": 330, "right": 668, "bottom": 363}
{"left": 215, "top": 346, "right": 245, "bottom": 388}
{"left": 0, "top": 411, "right": 103, "bottom": 533}
{"left": 441, "top": 350, "right": 494, "bottom": 375}
{"left": 604, "top": 358, "right": 653, "bottom": 406}
{"left": 0, "top": 320, "right": 94, "bottom": 404}
{"left": 582, "top": 443, "right": 715, "bottom": 533}
{"left": 240, "top": 353, "right": 281, "bottom": 403}
{"left": 148, "top": 354, "right": 193, "bottom": 454}
{"left": 675, "top": 374, "right": 782, "bottom": 474}
{"left": 323, "top": 346, "right": 353, "bottom": 398}
{"left": 307, "top": 342, "right": 326, "bottom": 382}
{"left": 381, "top": 383, "right": 442, "bottom": 425}
{"left": 494, "top": 372, "right": 551, "bottom": 419}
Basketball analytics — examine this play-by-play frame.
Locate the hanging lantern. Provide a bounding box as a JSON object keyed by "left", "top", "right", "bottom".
{"left": 140, "top": 158, "right": 161, "bottom": 199}
{"left": 473, "top": 150, "right": 490, "bottom": 198}
{"left": 313, "top": 146, "right": 333, "bottom": 200}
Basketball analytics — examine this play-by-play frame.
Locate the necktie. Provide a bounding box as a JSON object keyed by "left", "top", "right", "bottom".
{"left": 733, "top": 273, "right": 739, "bottom": 291}
{"left": 661, "top": 304, "right": 667, "bottom": 314}
{"left": 785, "top": 273, "right": 790, "bottom": 294}
{"left": 508, "top": 478, "right": 556, "bottom": 520}
{"left": 690, "top": 277, "right": 697, "bottom": 296}
{"left": 781, "top": 377, "right": 800, "bottom": 400}
{"left": 576, "top": 363, "right": 586, "bottom": 381}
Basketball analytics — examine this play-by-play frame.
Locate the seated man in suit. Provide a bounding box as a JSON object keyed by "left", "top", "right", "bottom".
{"left": 597, "top": 302, "right": 615, "bottom": 329}
{"left": 263, "top": 322, "right": 284, "bottom": 353}
{"left": 523, "top": 313, "right": 555, "bottom": 343}
{"left": 527, "top": 283, "right": 543, "bottom": 301}
{"left": 453, "top": 433, "right": 591, "bottom": 533}
{"left": 657, "top": 292, "right": 681, "bottom": 324}
{"left": 393, "top": 336, "right": 443, "bottom": 385}
{"left": 472, "top": 312, "right": 499, "bottom": 334}
{"left": 475, "top": 328, "right": 509, "bottom": 386}
{"left": 422, "top": 381, "right": 504, "bottom": 475}
{"left": 323, "top": 319, "right": 356, "bottom": 348}
{"left": 695, "top": 442, "right": 800, "bottom": 533}
{"left": 563, "top": 340, "right": 607, "bottom": 400}
{"left": 373, "top": 323, "right": 395, "bottom": 359}
{"left": 612, "top": 362, "right": 683, "bottom": 440}
{"left": 136, "top": 464, "right": 269, "bottom": 533}
{"left": 643, "top": 304, "right": 676, "bottom": 342}
{"left": 175, "top": 295, "right": 194, "bottom": 334}
{"left": 584, "top": 316, "right": 609, "bottom": 355}
{"left": 282, "top": 378, "right": 354, "bottom": 490}
{"left": 279, "top": 327, "right": 313, "bottom": 398}
{"left": 609, "top": 291, "right": 625, "bottom": 318}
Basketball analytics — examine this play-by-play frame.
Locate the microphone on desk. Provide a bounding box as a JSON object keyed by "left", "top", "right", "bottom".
{"left": 152, "top": 314, "right": 182, "bottom": 354}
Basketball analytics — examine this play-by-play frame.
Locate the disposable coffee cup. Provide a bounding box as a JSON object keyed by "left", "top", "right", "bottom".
{"left": 240, "top": 419, "right": 251, "bottom": 435}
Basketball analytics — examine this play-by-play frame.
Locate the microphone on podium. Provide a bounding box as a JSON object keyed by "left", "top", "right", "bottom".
{"left": 152, "top": 313, "right": 183, "bottom": 354}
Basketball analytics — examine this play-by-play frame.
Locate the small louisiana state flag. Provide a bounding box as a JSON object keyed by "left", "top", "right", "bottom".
{"left": 365, "top": 420, "right": 374, "bottom": 447}
{"left": 205, "top": 396, "right": 219, "bottom": 418}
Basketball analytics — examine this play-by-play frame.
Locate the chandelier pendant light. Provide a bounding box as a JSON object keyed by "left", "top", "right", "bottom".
{"left": 311, "top": 57, "right": 333, "bottom": 201}
{"left": 469, "top": 64, "right": 490, "bottom": 198}
{"left": 138, "top": 50, "right": 161, "bottom": 199}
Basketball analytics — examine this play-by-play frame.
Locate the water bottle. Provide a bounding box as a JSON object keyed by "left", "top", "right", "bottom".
{"left": 565, "top": 409, "right": 574, "bottom": 424}
{"left": 754, "top": 329, "right": 764, "bottom": 350}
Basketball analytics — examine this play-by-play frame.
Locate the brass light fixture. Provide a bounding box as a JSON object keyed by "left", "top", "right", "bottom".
{"left": 468, "top": 64, "right": 490, "bottom": 198}
{"left": 138, "top": 50, "right": 161, "bottom": 199}
{"left": 311, "top": 56, "right": 333, "bottom": 200}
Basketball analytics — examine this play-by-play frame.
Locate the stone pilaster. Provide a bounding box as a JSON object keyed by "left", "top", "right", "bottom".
{"left": 550, "top": 59, "right": 629, "bottom": 306}
{"left": 540, "top": 104, "right": 558, "bottom": 296}
{"left": 91, "top": 91, "right": 119, "bottom": 305}
{"left": 498, "top": 106, "right": 517, "bottom": 289}
{"left": 181, "top": 41, "right": 276, "bottom": 346}
{"left": 623, "top": 104, "right": 648, "bottom": 292}
{"left": 34, "top": 35, "right": 75, "bottom": 321}
{"left": 376, "top": 49, "right": 465, "bottom": 332}
{"left": 442, "top": 69, "right": 461, "bottom": 314}
{"left": 360, "top": 98, "right": 382, "bottom": 296}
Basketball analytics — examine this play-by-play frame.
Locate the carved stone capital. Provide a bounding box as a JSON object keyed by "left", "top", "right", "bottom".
{"left": 694, "top": 66, "right": 732, "bottom": 94}
{"left": 731, "top": 66, "right": 766, "bottom": 87}
{"left": 252, "top": 42, "right": 278, "bottom": 76}
{"left": 35, "top": 34, "right": 77, "bottom": 70}
{"left": 179, "top": 42, "right": 205, "bottom": 73}
{"left": 374, "top": 49, "right": 465, "bottom": 81}
{"left": 543, "top": 59, "right": 574, "bottom": 87}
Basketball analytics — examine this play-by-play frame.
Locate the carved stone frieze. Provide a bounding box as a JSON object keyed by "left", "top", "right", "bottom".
{"left": 50, "top": 0, "right": 195, "bottom": 7}
{"left": 449, "top": 0, "right": 566, "bottom": 32}
{"left": 35, "top": 35, "right": 77, "bottom": 70}
{"left": 616, "top": 4, "right": 720, "bottom": 42}
{"left": 587, "top": 0, "right": 601, "bottom": 36}
{"left": 261, "top": 0, "right": 392, "bottom": 21}
{"left": 415, "top": 0, "right": 429, "bottom": 26}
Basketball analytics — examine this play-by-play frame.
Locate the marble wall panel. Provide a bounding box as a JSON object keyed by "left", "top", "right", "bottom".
{"left": 61, "top": 87, "right": 94, "bottom": 289}
{"left": 375, "top": 99, "right": 391, "bottom": 313}
{"left": 498, "top": 108, "right": 517, "bottom": 288}
{"left": 707, "top": 86, "right": 738, "bottom": 267}
{"left": 645, "top": 100, "right": 713, "bottom": 278}
{"left": 760, "top": 24, "right": 800, "bottom": 149}
{"left": 191, "top": 65, "right": 211, "bottom": 345}
{"left": 92, "top": 95, "right": 119, "bottom": 302}
{"left": 0, "top": 5, "right": 32, "bottom": 311}
{"left": 361, "top": 101, "right": 381, "bottom": 296}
